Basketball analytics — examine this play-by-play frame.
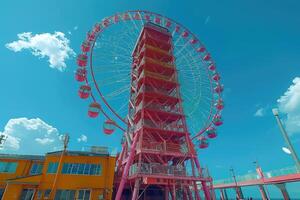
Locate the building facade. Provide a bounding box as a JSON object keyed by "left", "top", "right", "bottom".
{"left": 0, "top": 148, "right": 115, "bottom": 200}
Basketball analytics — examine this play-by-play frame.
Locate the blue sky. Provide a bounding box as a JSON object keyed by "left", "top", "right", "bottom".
{"left": 1, "top": 0, "right": 300, "bottom": 198}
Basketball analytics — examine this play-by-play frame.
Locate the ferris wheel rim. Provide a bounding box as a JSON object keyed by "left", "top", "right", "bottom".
{"left": 82, "top": 10, "right": 222, "bottom": 138}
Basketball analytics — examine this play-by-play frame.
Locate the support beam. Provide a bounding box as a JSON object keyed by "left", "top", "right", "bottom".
{"left": 236, "top": 187, "right": 244, "bottom": 200}
{"left": 165, "top": 186, "right": 169, "bottom": 200}
{"left": 172, "top": 184, "right": 176, "bottom": 200}
{"left": 186, "top": 186, "right": 193, "bottom": 200}
{"left": 220, "top": 189, "right": 228, "bottom": 200}
{"left": 258, "top": 185, "right": 268, "bottom": 200}
{"left": 210, "top": 183, "right": 217, "bottom": 200}
{"left": 276, "top": 183, "right": 290, "bottom": 200}
{"left": 115, "top": 133, "right": 139, "bottom": 200}
{"left": 183, "top": 187, "right": 188, "bottom": 200}
{"left": 131, "top": 178, "right": 140, "bottom": 200}
{"left": 193, "top": 181, "right": 201, "bottom": 200}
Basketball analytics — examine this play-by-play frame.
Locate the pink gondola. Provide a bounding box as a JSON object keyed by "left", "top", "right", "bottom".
{"left": 206, "top": 127, "right": 217, "bottom": 139}
{"left": 165, "top": 21, "right": 172, "bottom": 28}
{"left": 103, "top": 119, "right": 116, "bottom": 135}
{"left": 213, "top": 115, "right": 223, "bottom": 126}
{"left": 77, "top": 54, "right": 88, "bottom": 67}
{"left": 215, "top": 99, "right": 224, "bottom": 110}
{"left": 208, "top": 64, "right": 216, "bottom": 71}
{"left": 212, "top": 73, "right": 220, "bottom": 81}
{"left": 214, "top": 84, "right": 224, "bottom": 94}
{"left": 75, "top": 68, "right": 87, "bottom": 82}
{"left": 87, "top": 31, "right": 96, "bottom": 41}
{"left": 197, "top": 47, "right": 206, "bottom": 52}
{"left": 81, "top": 41, "right": 91, "bottom": 53}
{"left": 155, "top": 17, "right": 161, "bottom": 24}
{"left": 203, "top": 54, "right": 211, "bottom": 61}
{"left": 94, "top": 23, "right": 101, "bottom": 32}
{"left": 103, "top": 19, "right": 109, "bottom": 27}
{"left": 182, "top": 31, "right": 189, "bottom": 38}
{"left": 114, "top": 15, "right": 119, "bottom": 23}
{"left": 88, "top": 102, "right": 101, "bottom": 118}
{"left": 175, "top": 25, "right": 180, "bottom": 33}
{"left": 199, "top": 138, "right": 209, "bottom": 149}
{"left": 78, "top": 85, "right": 91, "bottom": 99}
{"left": 144, "top": 15, "right": 150, "bottom": 21}
{"left": 190, "top": 39, "right": 198, "bottom": 44}
{"left": 123, "top": 13, "right": 130, "bottom": 20}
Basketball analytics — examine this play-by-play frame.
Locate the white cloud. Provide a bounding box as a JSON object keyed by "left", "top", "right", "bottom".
{"left": 0, "top": 118, "right": 63, "bottom": 155}
{"left": 35, "top": 137, "right": 55, "bottom": 145}
{"left": 5, "top": 32, "right": 75, "bottom": 71}
{"left": 277, "top": 77, "right": 300, "bottom": 135}
{"left": 77, "top": 134, "right": 87, "bottom": 143}
{"left": 254, "top": 107, "right": 265, "bottom": 117}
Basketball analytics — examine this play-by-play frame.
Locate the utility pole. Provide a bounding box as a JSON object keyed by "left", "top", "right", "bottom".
{"left": 230, "top": 167, "right": 242, "bottom": 199}
{"left": 272, "top": 108, "right": 300, "bottom": 172}
{"left": 49, "top": 133, "right": 70, "bottom": 199}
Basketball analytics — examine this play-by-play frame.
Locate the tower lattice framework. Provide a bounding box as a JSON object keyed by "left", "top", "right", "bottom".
{"left": 115, "top": 23, "right": 213, "bottom": 200}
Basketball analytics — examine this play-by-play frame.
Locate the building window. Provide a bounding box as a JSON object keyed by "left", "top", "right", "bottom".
{"left": 36, "top": 189, "right": 51, "bottom": 199}
{"left": 78, "top": 189, "right": 90, "bottom": 200}
{"left": 47, "top": 162, "right": 58, "bottom": 174}
{"left": 36, "top": 190, "right": 42, "bottom": 199}
{"left": 20, "top": 189, "right": 34, "bottom": 200}
{"left": 55, "top": 190, "right": 75, "bottom": 200}
{"left": 44, "top": 189, "right": 51, "bottom": 198}
{"left": 30, "top": 163, "right": 43, "bottom": 175}
{"left": 0, "top": 188, "right": 4, "bottom": 199}
{"left": 0, "top": 162, "right": 18, "bottom": 173}
{"left": 62, "top": 163, "right": 101, "bottom": 175}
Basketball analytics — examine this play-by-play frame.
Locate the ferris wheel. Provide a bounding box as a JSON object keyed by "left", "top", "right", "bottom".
{"left": 75, "top": 10, "right": 224, "bottom": 149}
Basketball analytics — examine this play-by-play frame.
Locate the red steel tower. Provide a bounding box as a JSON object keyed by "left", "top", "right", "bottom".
{"left": 115, "top": 23, "right": 213, "bottom": 200}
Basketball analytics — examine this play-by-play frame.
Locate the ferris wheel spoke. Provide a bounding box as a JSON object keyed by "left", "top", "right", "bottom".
{"left": 116, "top": 101, "right": 129, "bottom": 114}
{"left": 93, "top": 61, "right": 133, "bottom": 68}
{"left": 97, "top": 77, "right": 130, "bottom": 88}
{"left": 97, "top": 35, "right": 135, "bottom": 52}
{"left": 93, "top": 67, "right": 130, "bottom": 74}
{"left": 128, "top": 13, "right": 141, "bottom": 34}
{"left": 97, "top": 79, "right": 129, "bottom": 88}
{"left": 95, "top": 44, "right": 132, "bottom": 57}
{"left": 92, "top": 62, "right": 131, "bottom": 70}
{"left": 138, "top": 12, "right": 145, "bottom": 26}
{"left": 121, "top": 19, "right": 140, "bottom": 37}
{"left": 174, "top": 41, "right": 190, "bottom": 58}
{"left": 106, "top": 84, "right": 130, "bottom": 99}
{"left": 96, "top": 73, "right": 130, "bottom": 85}
{"left": 93, "top": 48, "right": 131, "bottom": 57}
{"left": 176, "top": 55, "right": 202, "bottom": 69}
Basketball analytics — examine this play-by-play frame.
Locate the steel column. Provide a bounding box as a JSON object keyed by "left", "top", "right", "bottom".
{"left": 115, "top": 133, "right": 139, "bottom": 200}
{"left": 258, "top": 185, "right": 268, "bottom": 200}
{"left": 276, "top": 183, "right": 290, "bottom": 200}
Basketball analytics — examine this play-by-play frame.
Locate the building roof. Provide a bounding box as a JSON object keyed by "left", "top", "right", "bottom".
{"left": 46, "top": 150, "right": 110, "bottom": 157}
{"left": 0, "top": 149, "right": 112, "bottom": 161}
{"left": 0, "top": 153, "right": 45, "bottom": 161}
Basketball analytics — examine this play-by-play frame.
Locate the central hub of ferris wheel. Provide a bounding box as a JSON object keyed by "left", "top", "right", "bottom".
{"left": 75, "top": 11, "right": 224, "bottom": 200}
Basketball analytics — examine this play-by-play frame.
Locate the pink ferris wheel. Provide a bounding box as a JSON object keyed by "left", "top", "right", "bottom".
{"left": 76, "top": 10, "right": 223, "bottom": 147}
{"left": 75, "top": 10, "right": 224, "bottom": 199}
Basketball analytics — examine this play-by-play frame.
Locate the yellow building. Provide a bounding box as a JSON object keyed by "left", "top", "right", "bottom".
{"left": 0, "top": 147, "right": 116, "bottom": 200}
